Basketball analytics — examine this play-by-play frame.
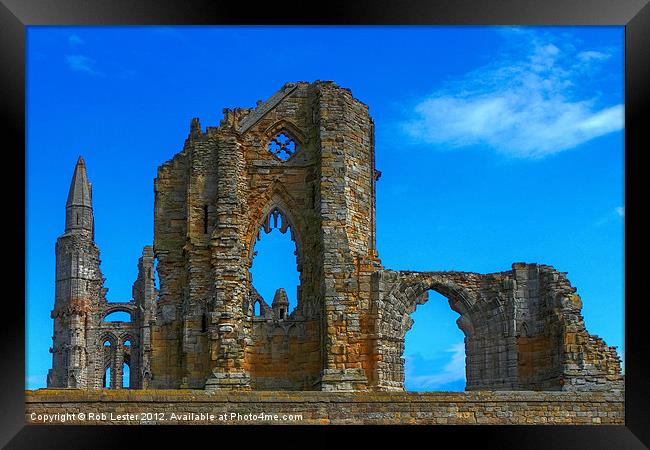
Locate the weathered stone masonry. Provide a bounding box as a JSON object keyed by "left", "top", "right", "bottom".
{"left": 26, "top": 390, "right": 624, "bottom": 425}
{"left": 46, "top": 81, "right": 623, "bottom": 395}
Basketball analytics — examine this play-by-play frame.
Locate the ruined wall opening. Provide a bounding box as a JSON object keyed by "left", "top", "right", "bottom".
{"left": 249, "top": 207, "right": 300, "bottom": 316}
{"left": 103, "top": 366, "right": 111, "bottom": 388}
{"left": 153, "top": 257, "right": 160, "bottom": 293}
{"left": 102, "top": 311, "right": 132, "bottom": 322}
{"left": 404, "top": 290, "right": 467, "bottom": 391}
{"left": 122, "top": 362, "right": 130, "bottom": 389}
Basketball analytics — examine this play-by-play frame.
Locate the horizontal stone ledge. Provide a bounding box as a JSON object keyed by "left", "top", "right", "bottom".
{"left": 26, "top": 389, "right": 624, "bottom": 405}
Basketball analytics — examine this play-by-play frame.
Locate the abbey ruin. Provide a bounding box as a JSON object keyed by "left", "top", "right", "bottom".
{"left": 47, "top": 81, "right": 623, "bottom": 394}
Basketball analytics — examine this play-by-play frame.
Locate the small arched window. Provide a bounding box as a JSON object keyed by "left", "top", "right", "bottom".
{"left": 103, "top": 366, "right": 111, "bottom": 388}
{"left": 254, "top": 301, "right": 262, "bottom": 317}
{"left": 122, "top": 362, "right": 130, "bottom": 389}
{"left": 103, "top": 340, "right": 112, "bottom": 347}
{"left": 123, "top": 339, "right": 131, "bottom": 348}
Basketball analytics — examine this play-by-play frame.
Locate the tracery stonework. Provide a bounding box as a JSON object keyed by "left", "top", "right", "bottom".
{"left": 47, "top": 81, "right": 623, "bottom": 393}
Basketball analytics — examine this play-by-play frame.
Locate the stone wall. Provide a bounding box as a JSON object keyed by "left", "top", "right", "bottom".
{"left": 373, "top": 264, "right": 623, "bottom": 392}
{"left": 25, "top": 390, "right": 624, "bottom": 425}
{"left": 247, "top": 319, "right": 322, "bottom": 390}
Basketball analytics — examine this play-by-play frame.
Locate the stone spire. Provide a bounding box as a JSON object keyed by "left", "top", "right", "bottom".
{"left": 65, "top": 156, "right": 94, "bottom": 235}
{"left": 272, "top": 288, "right": 289, "bottom": 320}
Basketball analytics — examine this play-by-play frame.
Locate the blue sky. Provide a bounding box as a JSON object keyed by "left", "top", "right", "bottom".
{"left": 26, "top": 26, "right": 624, "bottom": 391}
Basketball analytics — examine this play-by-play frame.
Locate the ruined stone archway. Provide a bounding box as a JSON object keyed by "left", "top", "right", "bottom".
{"left": 375, "top": 272, "right": 481, "bottom": 390}
{"left": 374, "top": 271, "right": 517, "bottom": 391}
{"left": 403, "top": 290, "right": 467, "bottom": 391}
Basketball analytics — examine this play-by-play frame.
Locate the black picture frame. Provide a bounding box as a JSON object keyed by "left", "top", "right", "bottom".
{"left": 2, "top": 0, "right": 647, "bottom": 447}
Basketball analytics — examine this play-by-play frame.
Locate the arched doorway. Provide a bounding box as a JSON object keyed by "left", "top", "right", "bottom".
{"left": 375, "top": 273, "right": 480, "bottom": 391}
{"left": 376, "top": 272, "right": 516, "bottom": 391}
{"left": 404, "top": 289, "right": 466, "bottom": 391}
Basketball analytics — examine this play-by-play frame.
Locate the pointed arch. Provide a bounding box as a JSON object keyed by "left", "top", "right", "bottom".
{"left": 383, "top": 272, "right": 482, "bottom": 338}
{"left": 375, "top": 271, "right": 497, "bottom": 391}
{"left": 99, "top": 332, "right": 118, "bottom": 348}
{"left": 244, "top": 181, "right": 307, "bottom": 272}
{"left": 120, "top": 333, "right": 136, "bottom": 347}
{"left": 262, "top": 119, "right": 306, "bottom": 148}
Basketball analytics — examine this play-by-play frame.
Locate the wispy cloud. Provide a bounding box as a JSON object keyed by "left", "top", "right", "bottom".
{"left": 595, "top": 205, "right": 625, "bottom": 226}
{"left": 578, "top": 50, "right": 610, "bottom": 62}
{"left": 405, "top": 342, "right": 466, "bottom": 390}
{"left": 403, "top": 29, "right": 623, "bottom": 159}
{"left": 68, "top": 34, "right": 84, "bottom": 46}
{"left": 65, "top": 54, "right": 101, "bottom": 75}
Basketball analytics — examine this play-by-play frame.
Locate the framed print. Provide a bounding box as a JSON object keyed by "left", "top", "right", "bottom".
{"left": 2, "top": 0, "right": 648, "bottom": 447}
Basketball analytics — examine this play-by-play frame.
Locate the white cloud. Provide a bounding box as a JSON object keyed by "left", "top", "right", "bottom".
{"left": 68, "top": 34, "right": 84, "bottom": 46}
{"left": 406, "top": 342, "right": 466, "bottom": 389}
{"left": 595, "top": 205, "right": 625, "bottom": 226}
{"left": 404, "top": 30, "right": 623, "bottom": 159}
{"left": 578, "top": 50, "right": 610, "bottom": 62}
{"left": 65, "top": 54, "right": 101, "bottom": 75}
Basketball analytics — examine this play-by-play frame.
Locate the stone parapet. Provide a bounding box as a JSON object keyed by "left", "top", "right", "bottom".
{"left": 25, "top": 389, "right": 623, "bottom": 425}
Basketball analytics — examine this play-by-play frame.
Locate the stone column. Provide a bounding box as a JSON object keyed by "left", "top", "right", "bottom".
{"left": 204, "top": 128, "right": 251, "bottom": 390}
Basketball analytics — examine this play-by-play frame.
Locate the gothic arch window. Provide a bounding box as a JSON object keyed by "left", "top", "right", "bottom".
{"left": 267, "top": 131, "right": 297, "bottom": 161}
{"left": 122, "top": 361, "right": 130, "bottom": 389}
{"left": 103, "top": 366, "right": 111, "bottom": 388}
{"left": 250, "top": 206, "right": 300, "bottom": 318}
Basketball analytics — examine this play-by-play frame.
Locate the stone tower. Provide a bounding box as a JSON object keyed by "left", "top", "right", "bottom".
{"left": 47, "top": 156, "right": 103, "bottom": 388}
{"left": 48, "top": 157, "right": 157, "bottom": 389}
{"left": 153, "top": 81, "right": 381, "bottom": 391}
